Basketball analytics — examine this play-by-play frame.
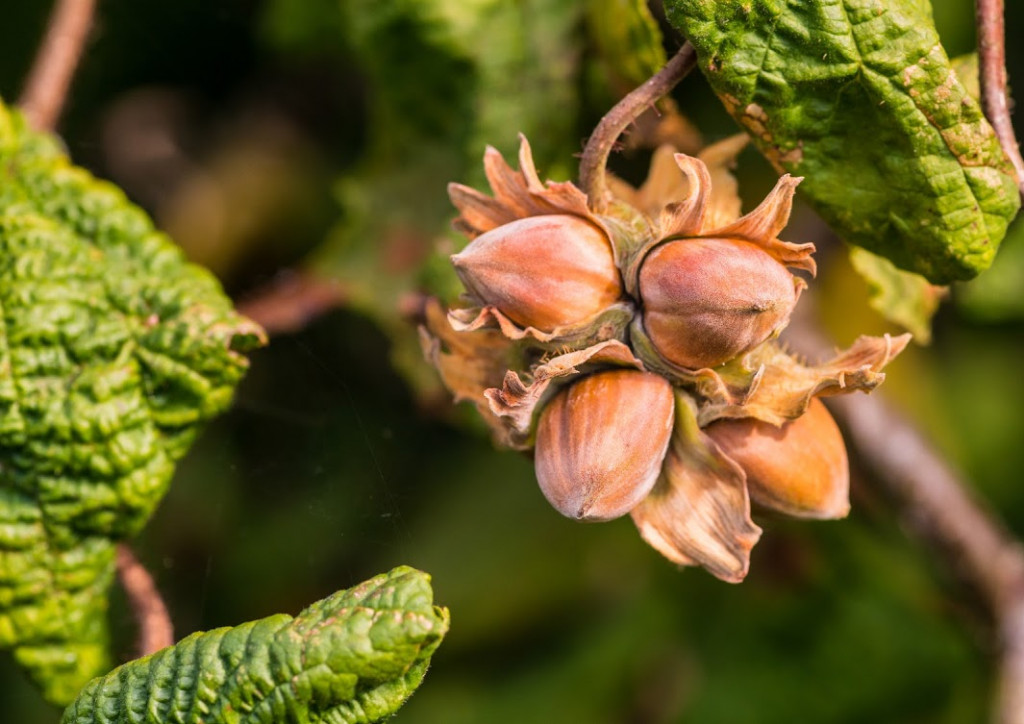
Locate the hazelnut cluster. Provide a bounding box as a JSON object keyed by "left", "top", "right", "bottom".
{"left": 422, "top": 135, "right": 908, "bottom": 582}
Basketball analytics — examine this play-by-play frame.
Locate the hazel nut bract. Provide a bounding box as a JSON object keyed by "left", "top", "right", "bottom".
{"left": 451, "top": 214, "right": 621, "bottom": 331}
{"left": 638, "top": 237, "right": 802, "bottom": 369}
{"left": 535, "top": 369, "right": 674, "bottom": 521}
{"left": 705, "top": 398, "right": 850, "bottom": 519}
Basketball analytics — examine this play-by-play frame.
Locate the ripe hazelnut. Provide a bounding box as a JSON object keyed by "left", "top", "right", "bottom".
{"left": 705, "top": 399, "right": 849, "bottom": 519}
{"left": 452, "top": 215, "right": 621, "bottom": 331}
{"left": 638, "top": 238, "right": 800, "bottom": 369}
{"left": 535, "top": 369, "right": 674, "bottom": 521}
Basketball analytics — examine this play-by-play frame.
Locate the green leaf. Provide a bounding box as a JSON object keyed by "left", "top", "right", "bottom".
{"left": 61, "top": 566, "right": 449, "bottom": 724}
{"left": 0, "top": 101, "right": 263, "bottom": 704}
{"left": 849, "top": 246, "right": 945, "bottom": 343}
{"left": 664, "top": 0, "right": 1021, "bottom": 284}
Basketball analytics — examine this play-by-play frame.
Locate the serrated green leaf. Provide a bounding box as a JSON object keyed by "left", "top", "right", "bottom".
{"left": 0, "top": 100, "right": 264, "bottom": 704}
{"left": 61, "top": 566, "right": 449, "bottom": 724}
{"left": 665, "top": 0, "right": 1021, "bottom": 284}
{"left": 849, "top": 245, "right": 945, "bottom": 343}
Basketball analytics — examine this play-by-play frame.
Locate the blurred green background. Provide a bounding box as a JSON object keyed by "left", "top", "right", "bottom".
{"left": 2, "top": 0, "right": 1024, "bottom": 721}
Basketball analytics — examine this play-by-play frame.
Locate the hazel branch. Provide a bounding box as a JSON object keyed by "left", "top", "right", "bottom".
{"left": 579, "top": 43, "right": 697, "bottom": 213}
{"left": 791, "top": 324, "right": 1024, "bottom": 724}
{"left": 18, "top": 0, "right": 97, "bottom": 132}
{"left": 235, "top": 271, "right": 347, "bottom": 337}
{"left": 976, "top": 0, "right": 1024, "bottom": 196}
{"left": 115, "top": 544, "right": 173, "bottom": 658}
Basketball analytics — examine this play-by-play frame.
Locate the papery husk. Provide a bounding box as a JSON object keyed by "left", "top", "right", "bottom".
{"left": 484, "top": 340, "right": 645, "bottom": 449}
{"left": 631, "top": 390, "right": 762, "bottom": 582}
{"left": 449, "top": 135, "right": 604, "bottom": 239}
{"left": 448, "top": 301, "right": 634, "bottom": 350}
{"left": 629, "top": 317, "right": 910, "bottom": 426}
{"left": 697, "top": 333, "right": 912, "bottom": 427}
{"left": 419, "top": 298, "right": 527, "bottom": 437}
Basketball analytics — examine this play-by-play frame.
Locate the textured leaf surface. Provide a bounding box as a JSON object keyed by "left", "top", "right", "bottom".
{"left": 665, "top": 0, "right": 1020, "bottom": 283}
{"left": 0, "top": 101, "right": 263, "bottom": 703}
{"left": 62, "top": 566, "right": 449, "bottom": 724}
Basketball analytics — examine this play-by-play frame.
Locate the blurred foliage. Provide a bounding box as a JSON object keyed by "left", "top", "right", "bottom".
{"left": 848, "top": 246, "right": 945, "bottom": 344}
{"left": 0, "top": 0, "right": 1022, "bottom": 722}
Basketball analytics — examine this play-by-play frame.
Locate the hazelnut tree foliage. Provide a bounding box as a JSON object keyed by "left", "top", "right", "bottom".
{"left": 0, "top": 0, "right": 1021, "bottom": 722}
{"left": 0, "top": 100, "right": 449, "bottom": 722}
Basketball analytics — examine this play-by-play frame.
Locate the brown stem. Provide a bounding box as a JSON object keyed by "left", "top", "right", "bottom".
{"left": 18, "top": 0, "right": 97, "bottom": 131}
{"left": 236, "top": 270, "right": 347, "bottom": 336}
{"left": 977, "top": 0, "right": 1024, "bottom": 196}
{"left": 115, "top": 544, "right": 173, "bottom": 658}
{"left": 579, "top": 43, "right": 697, "bottom": 213}
{"left": 792, "top": 325, "right": 1024, "bottom": 724}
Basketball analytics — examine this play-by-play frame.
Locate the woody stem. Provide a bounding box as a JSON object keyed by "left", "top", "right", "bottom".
{"left": 579, "top": 43, "right": 697, "bottom": 213}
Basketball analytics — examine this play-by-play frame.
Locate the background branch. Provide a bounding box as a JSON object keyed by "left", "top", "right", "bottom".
{"left": 790, "top": 324, "right": 1024, "bottom": 724}
{"left": 236, "top": 270, "right": 347, "bottom": 337}
{"left": 977, "top": 0, "right": 1024, "bottom": 195}
{"left": 115, "top": 544, "right": 173, "bottom": 658}
{"left": 18, "top": 0, "right": 97, "bottom": 131}
{"left": 579, "top": 43, "right": 696, "bottom": 213}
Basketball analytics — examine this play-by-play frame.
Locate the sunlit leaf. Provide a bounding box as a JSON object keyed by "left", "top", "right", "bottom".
{"left": 849, "top": 246, "right": 946, "bottom": 343}
{"left": 665, "top": 0, "right": 1020, "bottom": 283}
{"left": 62, "top": 566, "right": 449, "bottom": 724}
{"left": 0, "top": 101, "right": 263, "bottom": 704}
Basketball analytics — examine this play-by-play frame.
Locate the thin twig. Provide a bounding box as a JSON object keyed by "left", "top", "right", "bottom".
{"left": 115, "top": 544, "right": 173, "bottom": 658}
{"left": 236, "top": 271, "right": 347, "bottom": 336}
{"left": 18, "top": 0, "right": 97, "bottom": 131}
{"left": 579, "top": 43, "right": 697, "bottom": 213}
{"left": 977, "top": 0, "right": 1024, "bottom": 196}
{"left": 791, "top": 325, "right": 1024, "bottom": 724}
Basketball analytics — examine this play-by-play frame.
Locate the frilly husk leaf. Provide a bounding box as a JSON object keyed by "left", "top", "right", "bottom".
{"left": 699, "top": 134, "right": 749, "bottom": 229}
{"left": 419, "top": 299, "right": 527, "bottom": 437}
{"left": 631, "top": 390, "right": 762, "bottom": 583}
{"left": 485, "top": 340, "right": 644, "bottom": 449}
{"left": 608, "top": 135, "right": 748, "bottom": 224}
{"left": 709, "top": 174, "right": 816, "bottom": 276}
{"left": 449, "top": 135, "right": 599, "bottom": 239}
{"left": 698, "top": 333, "right": 913, "bottom": 427}
{"left": 448, "top": 300, "right": 634, "bottom": 350}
